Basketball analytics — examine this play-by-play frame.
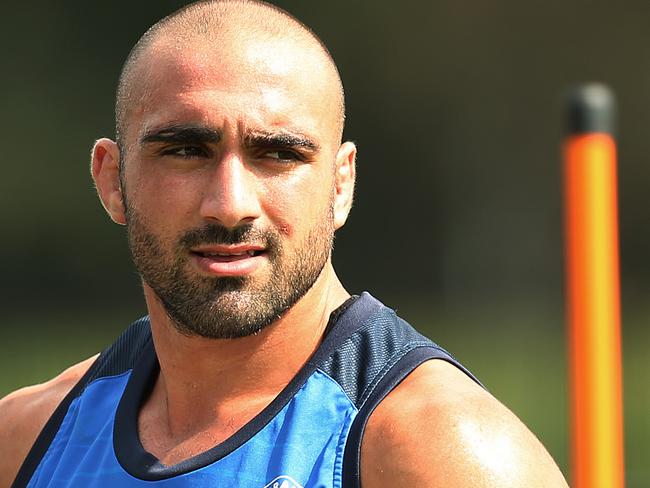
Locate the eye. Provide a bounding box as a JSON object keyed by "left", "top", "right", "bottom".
{"left": 264, "top": 150, "right": 301, "bottom": 162}
{"left": 161, "top": 145, "right": 208, "bottom": 158}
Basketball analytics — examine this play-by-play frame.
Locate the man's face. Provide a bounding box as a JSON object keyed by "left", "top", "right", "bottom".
{"left": 118, "top": 36, "right": 346, "bottom": 338}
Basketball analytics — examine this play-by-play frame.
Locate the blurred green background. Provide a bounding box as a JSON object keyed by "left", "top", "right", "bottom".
{"left": 1, "top": 1, "right": 648, "bottom": 485}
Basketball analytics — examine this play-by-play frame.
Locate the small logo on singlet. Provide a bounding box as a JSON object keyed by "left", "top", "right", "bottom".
{"left": 262, "top": 475, "right": 304, "bottom": 488}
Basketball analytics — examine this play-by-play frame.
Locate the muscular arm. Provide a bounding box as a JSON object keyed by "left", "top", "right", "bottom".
{"left": 0, "top": 355, "right": 98, "bottom": 488}
{"left": 361, "top": 360, "right": 568, "bottom": 487}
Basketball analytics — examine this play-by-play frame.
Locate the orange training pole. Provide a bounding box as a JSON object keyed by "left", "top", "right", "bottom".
{"left": 563, "top": 84, "right": 624, "bottom": 488}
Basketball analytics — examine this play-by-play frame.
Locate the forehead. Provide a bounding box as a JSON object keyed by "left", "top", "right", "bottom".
{"left": 127, "top": 36, "right": 336, "bottom": 147}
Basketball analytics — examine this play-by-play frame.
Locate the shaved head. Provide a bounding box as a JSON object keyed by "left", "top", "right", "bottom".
{"left": 115, "top": 0, "right": 345, "bottom": 152}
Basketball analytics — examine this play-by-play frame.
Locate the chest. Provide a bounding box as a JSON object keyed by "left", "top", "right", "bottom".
{"left": 137, "top": 395, "right": 277, "bottom": 466}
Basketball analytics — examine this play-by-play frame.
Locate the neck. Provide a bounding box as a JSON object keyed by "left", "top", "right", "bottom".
{"left": 141, "top": 262, "right": 349, "bottom": 439}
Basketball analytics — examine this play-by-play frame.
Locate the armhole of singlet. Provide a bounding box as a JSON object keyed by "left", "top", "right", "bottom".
{"left": 340, "top": 346, "right": 481, "bottom": 488}
{"left": 11, "top": 358, "right": 102, "bottom": 488}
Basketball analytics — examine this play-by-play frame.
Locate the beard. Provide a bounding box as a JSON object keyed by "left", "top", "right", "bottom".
{"left": 124, "top": 206, "right": 334, "bottom": 339}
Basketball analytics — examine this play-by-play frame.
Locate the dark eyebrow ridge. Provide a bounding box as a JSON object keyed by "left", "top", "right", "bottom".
{"left": 244, "top": 131, "right": 320, "bottom": 153}
{"left": 140, "top": 125, "right": 222, "bottom": 145}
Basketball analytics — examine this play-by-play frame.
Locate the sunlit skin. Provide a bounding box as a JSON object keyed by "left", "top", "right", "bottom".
{"left": 0, "top": 7, "right": 569, "bottom": 487}
{"left": 361, "top": 360, "right": 569, "bottom": 487}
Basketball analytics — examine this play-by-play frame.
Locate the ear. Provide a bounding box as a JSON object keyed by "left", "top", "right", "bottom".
{"left": 91, "top": 138, "right": 126, "bottom": 225}
{"left": 332, "top": 141, "right": 356, "bottom": 229}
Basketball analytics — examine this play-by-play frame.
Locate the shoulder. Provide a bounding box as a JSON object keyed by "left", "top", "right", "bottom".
{"left": 361, "top": 359, "right": 568, "bottom": 487}
{"left": 0, "top": 355, "right": 98, "bottom": 488}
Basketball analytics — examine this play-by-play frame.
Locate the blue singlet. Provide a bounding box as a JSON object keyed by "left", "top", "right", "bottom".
{"left": 13, "top": 293, "right": 478, "bottom": 488}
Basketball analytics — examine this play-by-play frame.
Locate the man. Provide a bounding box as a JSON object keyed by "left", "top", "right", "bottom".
{"left": 0, "top": 1, "right": 569, "bottom": 486}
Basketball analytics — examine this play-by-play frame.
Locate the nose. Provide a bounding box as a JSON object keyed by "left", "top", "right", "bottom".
{"left": 199, "top": 153, "right": 262, "bottom": 228}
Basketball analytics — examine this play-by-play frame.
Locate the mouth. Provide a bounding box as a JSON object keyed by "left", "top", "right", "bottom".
{"left": 189, "top": 245, "right": 267, "bottom": 276}
{"left": 193, "top": 249, "right": 265, "bottom": 261}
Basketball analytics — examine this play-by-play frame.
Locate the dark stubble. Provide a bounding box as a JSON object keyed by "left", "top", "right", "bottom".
{"left": 125, "top": 206, "right": 334, "bottom": 339}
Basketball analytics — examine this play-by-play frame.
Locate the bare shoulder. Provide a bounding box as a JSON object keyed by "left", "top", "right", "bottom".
{"left": 361, "top": 359, "right": 569, "bottom": 487}
{"left": 0, "top": 355, "right": 98, "bottom": 487}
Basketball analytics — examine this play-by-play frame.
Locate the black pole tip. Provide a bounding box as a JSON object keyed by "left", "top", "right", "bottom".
{"left": 565, "top": 83, "right": 616, "bottom": 136}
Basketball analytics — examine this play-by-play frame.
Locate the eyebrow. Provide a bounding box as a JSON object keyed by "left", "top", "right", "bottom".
{"left": 140, "top": 125, "right": 222, "bottom": 146}
{"left": 244, "top": 130, "right": 320, "bottom": 153}
{"left": 139, "top": 124, "right": 320, "bottom": 153}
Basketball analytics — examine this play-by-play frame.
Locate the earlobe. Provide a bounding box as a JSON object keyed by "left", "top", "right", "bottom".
{"left": 333, "top": 141, "right": 357, "bottom": 229}
{"left": 91, "top": 138, "right": 126, "bottom": 225}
